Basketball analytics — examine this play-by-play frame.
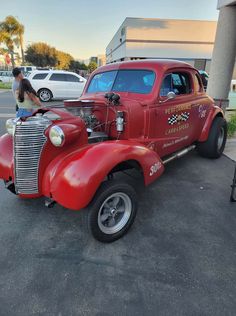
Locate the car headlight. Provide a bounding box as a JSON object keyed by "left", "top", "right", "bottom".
{"left": 6, "top": 118, "right": 16, "bottom": 136}
{"left": 49, "top": 126, "right": 65, "bottom": 147}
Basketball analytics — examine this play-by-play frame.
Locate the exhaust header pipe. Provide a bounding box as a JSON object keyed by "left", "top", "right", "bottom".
{"left": 45, "top": 198, "right": 56, "bottom": 208}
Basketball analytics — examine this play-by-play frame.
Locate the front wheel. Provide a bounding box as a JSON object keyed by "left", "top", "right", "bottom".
{"left": 88, "top": 180, "right": 138, "bottom": 242}
{"left": 197, "top": 116, "right": 227, "bottom": 158}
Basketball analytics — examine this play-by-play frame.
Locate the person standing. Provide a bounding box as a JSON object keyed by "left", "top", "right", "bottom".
{"left": 16, "top": 78, "right": 42, "bottom": 118}
{"left": 12, "top": 67, "right": 24, "bottom": 112}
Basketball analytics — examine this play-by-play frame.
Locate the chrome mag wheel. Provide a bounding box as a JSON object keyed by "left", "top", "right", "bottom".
{"left": 97, "top": 192, "right": 132, "bottom": 234}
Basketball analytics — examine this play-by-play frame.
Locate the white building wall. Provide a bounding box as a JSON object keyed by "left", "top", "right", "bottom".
{"left": 106, "top": 18, "right": 217, "bottom": 63}
{"left": 126, "top": 42, "right": 214, "bottom": 59}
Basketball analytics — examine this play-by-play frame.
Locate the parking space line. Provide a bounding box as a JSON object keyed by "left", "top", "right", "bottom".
{"left": 0, "top": 90, "right": 10, "bottom": 94}
{"left": 0, "top": 113, "right": 15, "bottom": 118}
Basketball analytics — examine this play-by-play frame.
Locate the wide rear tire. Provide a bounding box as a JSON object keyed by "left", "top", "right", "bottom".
{"left": 197, "top": 116, "right": 227, "bottom": 158}
{"left": 88, "top": 180, "right": 138, "bottom": 243}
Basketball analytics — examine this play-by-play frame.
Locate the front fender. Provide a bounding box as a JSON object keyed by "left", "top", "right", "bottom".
{"left": 42, "top": 140, "right": 164, "bottom": 210}
{"left": 0, "top": 134, "right": 14, "bottom": 180}
{"left": 198, "top": 106, "right": 224, "bottom": 142}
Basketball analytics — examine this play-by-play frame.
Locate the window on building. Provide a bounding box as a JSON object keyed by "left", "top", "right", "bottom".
{"left": 194, "top": 59, "right": 206, "bottom": 71}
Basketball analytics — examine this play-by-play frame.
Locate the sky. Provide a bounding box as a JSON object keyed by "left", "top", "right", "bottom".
{"left": 0, "top": 0, "right": 219, "bottom": 60}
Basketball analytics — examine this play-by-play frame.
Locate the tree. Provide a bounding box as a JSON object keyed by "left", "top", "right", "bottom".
{"left": 56, "top": 50, "right": 73, "bottom": 70}
{"left": 69, "top": 60, "right": 88, "bottom": 72}
{"left": 25, "top": 42, "right": 58, "bottom": 67}
{"left": 0, "top": 16, "right": 24, "bottom": 67}
{"left": 88, "top": 61, "right": 97, "bottom": 73}
{"left": 17, "top": 23, "right": 25, "bottom": 64}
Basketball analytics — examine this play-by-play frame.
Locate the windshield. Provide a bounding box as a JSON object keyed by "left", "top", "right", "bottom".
{"left": 87, "top": 69, "right": 156, "bottom": 94}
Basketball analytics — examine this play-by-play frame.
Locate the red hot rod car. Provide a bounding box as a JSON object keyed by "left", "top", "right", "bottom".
{"left": 0, "top": 60, "right": 227, "bottom": 242}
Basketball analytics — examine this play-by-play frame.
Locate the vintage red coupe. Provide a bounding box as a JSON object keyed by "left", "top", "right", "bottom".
{"left": 0, "top": 60, "right": 227, "bottom": 242}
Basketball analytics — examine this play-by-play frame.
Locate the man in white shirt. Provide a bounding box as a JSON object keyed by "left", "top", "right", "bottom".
{"left": 12, "top": 68, "right": 24, "bottom": 112}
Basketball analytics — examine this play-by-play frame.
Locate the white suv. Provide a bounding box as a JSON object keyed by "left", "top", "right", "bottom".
{"left": 28, "top": 70, "right": 87, "bottom": 102}
{"left": 0, "top": 71, "right": 14, "bottom": 83}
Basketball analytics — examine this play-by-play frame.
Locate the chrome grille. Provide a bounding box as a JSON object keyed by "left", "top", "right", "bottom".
{"left": 14, "top": 116, "right": 51, "bottom": 194}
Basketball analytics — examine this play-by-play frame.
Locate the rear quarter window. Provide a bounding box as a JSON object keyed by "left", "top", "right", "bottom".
{"left": 66, "top": 74, "right": 81, "bottom": 82}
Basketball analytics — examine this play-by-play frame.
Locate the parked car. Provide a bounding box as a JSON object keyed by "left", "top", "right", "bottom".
{"left": 0, "top": 71, "right": 14, "bottom": 83}
{"left": 18, "top": 66, "right": 37, "bottom": 76}
{"left": 0, "top": 60, "right": 227, "bottom": 242}
{"left": 28, "top": 70, "right": 87, "bottom": 102}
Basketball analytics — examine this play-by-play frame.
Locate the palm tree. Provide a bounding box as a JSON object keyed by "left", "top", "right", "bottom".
{"left": 0, "top": 16, "right": 25, "bottom": 67}
{"left": 18, "top": 23, "right": 25, "bottom": 64}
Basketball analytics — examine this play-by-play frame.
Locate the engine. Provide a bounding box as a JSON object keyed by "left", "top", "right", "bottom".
{"left": 66, "top": 105, "right": 98, "bottom": 130}
{"left": 64, "top": 100, "right": 109, "bottom": 143}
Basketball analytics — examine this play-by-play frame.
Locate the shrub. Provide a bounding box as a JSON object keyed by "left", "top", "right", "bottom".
{"left": 0, "top": 82, "right": 11, "bottom": 89}
{"left": 227, "top": 113, "right": 236, "bottom": 137}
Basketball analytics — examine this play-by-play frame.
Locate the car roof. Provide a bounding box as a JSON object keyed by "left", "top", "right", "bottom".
{"left": 29, "top": 70, "right": 79, "bottom": 75}
{"left": 95, "top": 59, "right": 194, "bottom": 74}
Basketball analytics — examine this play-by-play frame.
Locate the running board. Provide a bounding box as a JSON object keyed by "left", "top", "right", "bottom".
{"left": 162, "top": 145, "right": 196, "bottom": 165}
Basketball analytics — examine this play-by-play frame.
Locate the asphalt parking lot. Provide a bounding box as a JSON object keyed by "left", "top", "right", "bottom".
{"left": 0, "top": 90, "right": 236, "bottom": 315}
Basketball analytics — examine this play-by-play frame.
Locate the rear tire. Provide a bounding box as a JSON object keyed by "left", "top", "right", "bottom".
{"left": 197, "top": 116, "right": 227, "bottom": 158}
{"left": 88, "top": 180, "right": 138, "bottom": 243}
{"left": 38, "top": 88, "right": 52, "bottom": 102}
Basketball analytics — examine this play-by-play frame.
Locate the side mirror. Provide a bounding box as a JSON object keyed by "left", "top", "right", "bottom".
{"left": 159, "top": 91, "right": 176, "bottom": 104}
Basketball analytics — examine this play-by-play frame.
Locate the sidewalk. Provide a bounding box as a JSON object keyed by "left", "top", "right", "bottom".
{"left": 224, "top": 137, "right": 236, "bottom": 161}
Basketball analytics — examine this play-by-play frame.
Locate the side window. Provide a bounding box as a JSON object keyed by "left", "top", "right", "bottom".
{"left": 172, "top": 72, "right": 192, "bottom": 95}
{"left": 49, "top": 73, "right": 67, "bottom": 81}
{"left": 160, "top": 74, "right": 172, "bottom": 96}
{"left": 26, "top": 67, "right": 32, "bottom": 72}
{"left": 32, "top": 73, "right": 48, "bottom": 80}
{"left": 66, "top": 74, "right": 81, "bottom": 82}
